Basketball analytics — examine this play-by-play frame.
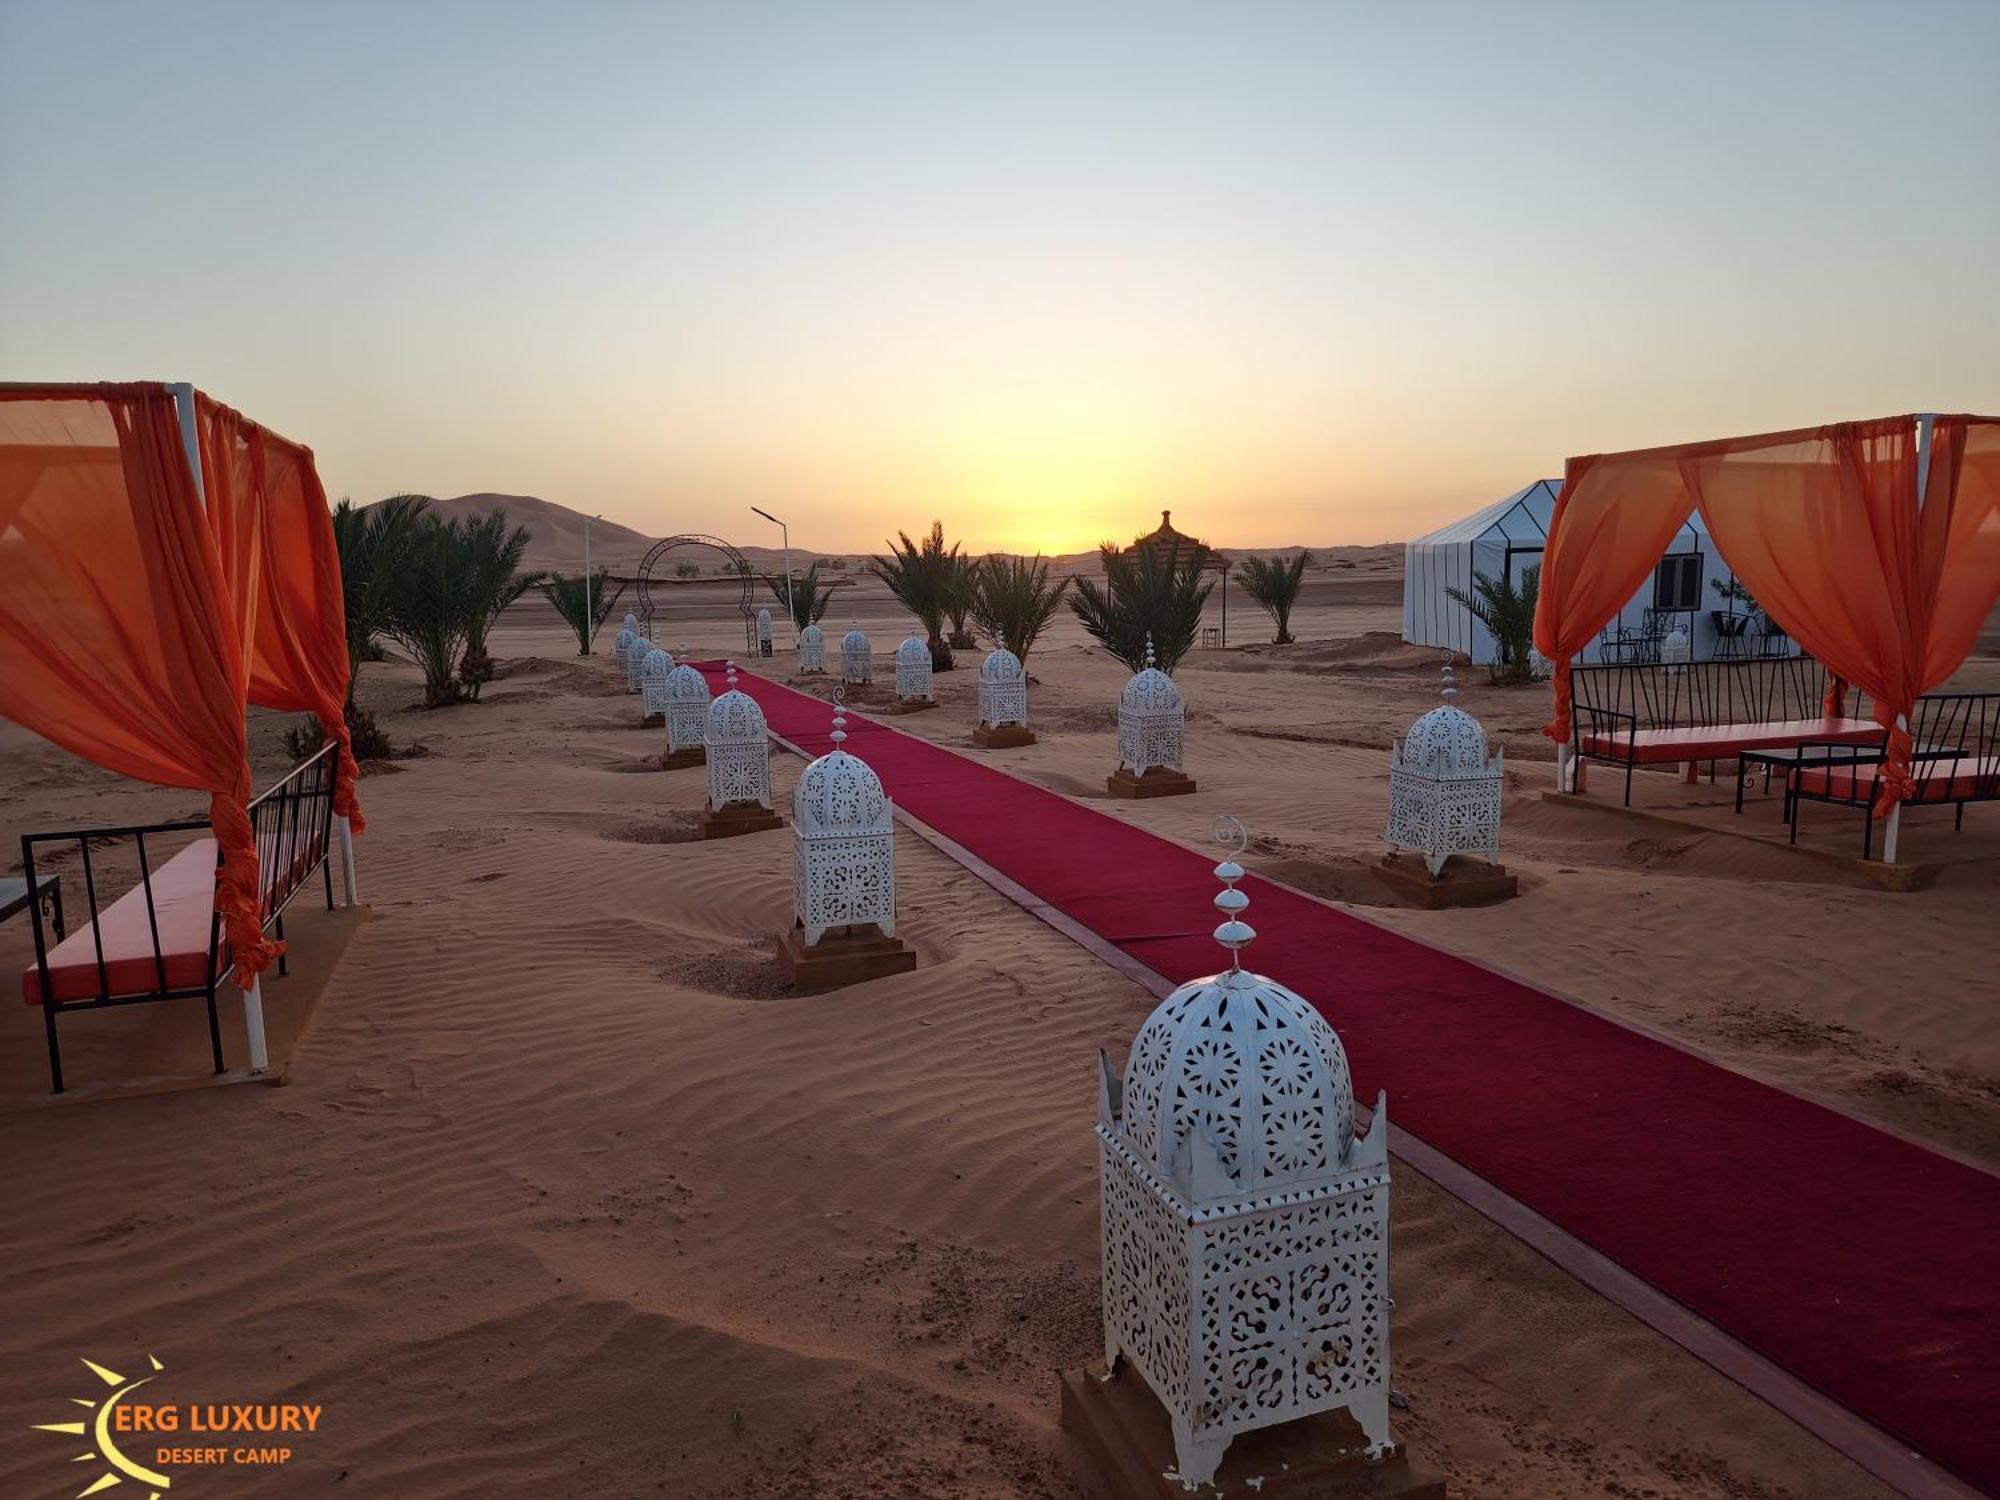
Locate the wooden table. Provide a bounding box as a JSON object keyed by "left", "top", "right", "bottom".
{"left": 0, "top": 872, "right": 64, "bottom": 939}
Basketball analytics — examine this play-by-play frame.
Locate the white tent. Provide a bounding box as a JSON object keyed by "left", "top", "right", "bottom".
{"left": 1403, "top": 479, "right": 1766, "bottom": 665}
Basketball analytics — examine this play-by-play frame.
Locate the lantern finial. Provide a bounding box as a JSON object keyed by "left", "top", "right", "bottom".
{"left": 1144, "top": 633, "right": 1156, "bottom": 670}
{"left": 1211, "top": 815, "right": 1253, "bottom": 970}
{"left": 1440, "top": 658, "right": 1457, "bottom": 704}
{"left": 830, "top": 684, "right": 847, "bottom": 746}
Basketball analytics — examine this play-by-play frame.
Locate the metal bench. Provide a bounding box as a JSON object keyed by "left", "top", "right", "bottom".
{"left": 1788, "top": 693, "right": 2000, "bottom": 858}
{"left": 19, "top": 744, "right": 337, "bottom": 1093}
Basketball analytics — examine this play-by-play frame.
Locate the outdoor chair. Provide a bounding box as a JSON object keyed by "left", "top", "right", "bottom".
{"left": 1788, "top": 693, "right": 2000, "bottom": 858}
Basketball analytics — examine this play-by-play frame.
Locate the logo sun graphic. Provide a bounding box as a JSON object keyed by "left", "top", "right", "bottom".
{"left": 33, "top": 1355, "right": 173, "bottom": 1498}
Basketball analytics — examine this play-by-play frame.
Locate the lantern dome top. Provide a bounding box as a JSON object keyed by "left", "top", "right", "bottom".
{"left": 622, "top": 612, "right": 637, "bottom": 630}
{"left": 895, "top": 635, "right": 928, "bottom": 666}
{"left": 1111, "top": 816, "right": 1355, "bottom": 1196}
{"left": 757, "top": 606, "right": 772, "bottom": 623}
{"left": 1397, "top": 664, "right": 1490, "bottom": 774}
{"left": 794, "top": 691, "right": 892, "bottom": 836}
{"left": 640, "top": 646, "right": 672, "bottom": 681}
{"left": 666, "top": 660, "right": 709, "bottom": 702}
{"left": 801, "top": 622, "right": 823, "bottom": 644}
{"left": 842, "top": 623, "right": 870, "bottom": 650}
{"left": 706, "top": 662, "right": 767, "bottom": 740}
{"left": 980, "top": 635, "right": 1024, "bottom": 683}
{"left": 1120, "top": 636, "right": 1181, "bottom": 714}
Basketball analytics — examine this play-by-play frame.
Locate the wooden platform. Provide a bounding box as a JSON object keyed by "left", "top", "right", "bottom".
{"left": 1372, "top": 852, "right": 1519, "bottom": 908}
{"left": 661, "top": 744, "right": 707, "bottom": 770}
{"left": 1060, "top": 1364, "right": 1445, "bottom": 1500}
{"left": 700, "top": 800, "right": 784, "bottom": 840}
{"left": 1106, "top": 766, "right": 1197, "bottom": 799}
{"left": 778, "top": 922, "right": 916, "bottom": 993}
{"left": 973, "top": 722, "right": 1036, "bottom": 748}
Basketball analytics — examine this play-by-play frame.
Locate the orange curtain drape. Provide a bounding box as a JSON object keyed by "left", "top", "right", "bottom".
{"left": 0, "top": 384, "right": 281, "bottom": 981}
{"left": 1533, "top": 414, "right": 2000, "bottom": 812}
{"left": 197, "top": 397, "right": 364, "bottom": 832}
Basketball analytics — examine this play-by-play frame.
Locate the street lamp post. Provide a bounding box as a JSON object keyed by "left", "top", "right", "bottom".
{"left": 751, "top": 506, "right": 794, "bottom": 638}
{"left": 583, "top": 512, "right": 602, "bottom": 654}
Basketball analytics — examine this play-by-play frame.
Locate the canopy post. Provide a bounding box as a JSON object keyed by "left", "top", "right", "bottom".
{"left": 337, "top": 814, "right": 361, "bottom": 905}
{"left": 242, "top": 975, "right": 269, "bottom": 1073}
{"left": 169, "top": 382, "right": 204, "bottom": 501}
{"left": 1882, "top": 416, "right": 1936, "bottom": 867}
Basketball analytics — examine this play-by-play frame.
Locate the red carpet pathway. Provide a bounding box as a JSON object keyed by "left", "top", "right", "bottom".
{"left": 704, "top": 663, "right": 2000, "bottom": 1494}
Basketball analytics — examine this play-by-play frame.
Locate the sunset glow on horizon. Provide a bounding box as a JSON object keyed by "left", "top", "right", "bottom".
{"left": 3, "top": 0, "right": 1996, "bottom": 554}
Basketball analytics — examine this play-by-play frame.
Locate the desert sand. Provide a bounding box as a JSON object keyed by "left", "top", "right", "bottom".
{"left": 2, "top": 563, "right": 1995, "bottom": 1499}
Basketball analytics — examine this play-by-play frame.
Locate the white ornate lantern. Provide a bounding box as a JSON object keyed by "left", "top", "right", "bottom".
{"left": 1097, "top": 819, "right": 1391, "bottom": 1487}
{"left": 612, "top": 626, "right": 636, "bottom": 669}
{"left": 623, "top": 631, "right": 650, "bottom": 692}
{"left": 792, "top": 692, "right": 897, "bottom": 945}
{"left": 1660, "top": 623, "right": 1691, "bottom": 672}
{"left": 639, "top": 645, "right": 675, "bottom": 718}
{"left": 757, "top": 607, "right": 774, "bottom": 656}
{"left": 664, "top": 651, "right": 711, "bottom": 762}
{"left": 798, "top": 622, "right": 825, "bottom": 673}
{"left": 978, "top": 636, "right": 1029, "bottom": 730}
{"left": 894, "top": 635, "right": 933, "bottom": 704}
{"left": 1386, "top": 664, "right": 1503, "bottom": 875}
{"left": 706, "top": 662, "right": 773, "bottom": 811}
{"left": 1117, "top": 636, "right": 1185, "bottom": 777}
{"left": 623, "top": 612, "right": 638, "bottom": 632}
{"left": 841, "top": 623, "right": 872, "bottom": 685}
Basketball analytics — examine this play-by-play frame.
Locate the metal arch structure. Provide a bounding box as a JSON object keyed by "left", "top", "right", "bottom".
{"left": 636, "top": 534, "right": 758, "bottom": 653}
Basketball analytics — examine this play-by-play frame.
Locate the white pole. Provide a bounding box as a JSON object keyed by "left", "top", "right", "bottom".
{"left": 753, "top": 507, "right": 794, "bottom": 639}
{"left": 242, "top": 975, "right": 269, "bottom": 1072}
{"left": 1884, "top": 415, "right": 1937, "bottom": 866}
{"left": 337, "top": 814, "right": 360, "bottom": 906}
{"left": 582, "top": 514, "right": 596, "bottom": 655}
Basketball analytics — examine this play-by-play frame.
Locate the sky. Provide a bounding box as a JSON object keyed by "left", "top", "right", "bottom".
{"left": 3, "top": 1, "right": 1997, "bottom": 556}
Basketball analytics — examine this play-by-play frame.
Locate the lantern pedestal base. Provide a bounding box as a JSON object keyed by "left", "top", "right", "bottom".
{"left": 1106, "top": 766, "right": 1197, "bottom": 799}
{"left": 884, "top": 698, "right": 937, "bottom": 715}
{"left": 661, "top": 744, "right": 708, "bottom": 770}
{"left": 700, "top": 800, "right": 783, "bottom": 840}
{"left": 973, "top": 723, "right": 1036, "bottom": 748}
{"left": 1059, "top": 1364, "right": 1445, "bottom": 1500}
{"left": 1373, "top": 852, "right": 1517, "bottom": 909}
{"left": 779, "top": 922, "right": 916, "bottom": 993}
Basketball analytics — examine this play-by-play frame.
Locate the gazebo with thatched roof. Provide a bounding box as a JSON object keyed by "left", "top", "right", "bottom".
{"left": 1116, "top": 511, "right": 1234, "bottom": 646}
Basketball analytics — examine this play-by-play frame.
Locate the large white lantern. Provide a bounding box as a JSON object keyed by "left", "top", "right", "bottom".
{"left": 1385, "top": 664, "right": 1502, "bottom": 875}
{"left": 623, "top": 612, "right": 638, "bottom": 632}
{"left": 894, "top": 635, "right": 933, "bottom": 705}
{"left": 698, "top": 662, "right": 781, "bottom": 838}
{"left": 975, "top": 636, "right": 1032, "bottom": 745}
{"left": 1097, "top": 820, "right": 1391, "bottom": 1487}
{"left": 639, "top": 645, "right": 675, "bottom": 720}
{"left": 798, "top": 622, "right": 825, "bottom": 673}
{"left": 663, "top": 650, "right": 711, "bottom": 767}
{"left": 791, "top": 693, "right": 896, "bottom": 945}
{"left": 612, "top": 626, "right": 636, "bottom": 670}
{"left": 1113, "top": 635, "right": 1190, "bottom": 790}
{"left": 841, "top": 623, "right": 872, "bottom": 685}
{"left": 623, "top": 631, "right": 649, "bottom": 692}
{"left": 757, "top": 607, "right": 775, "bottom": 657}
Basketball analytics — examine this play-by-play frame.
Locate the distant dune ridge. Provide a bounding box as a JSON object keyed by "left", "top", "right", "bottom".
{"left": 393, "top": 492, "right": 1405, "bottom": 579}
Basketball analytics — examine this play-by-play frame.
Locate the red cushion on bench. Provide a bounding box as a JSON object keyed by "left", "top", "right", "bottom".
{"left": 22, "top": 838, "right": 218, "bottom": 1006}
{"left": 1579, "top": 717, "right": 1881, "bottom": 763}
{"left": 1793, "top": 756, "right": 1999, "bottom": 806}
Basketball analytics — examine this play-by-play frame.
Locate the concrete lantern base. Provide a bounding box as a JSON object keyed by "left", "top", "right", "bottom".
{"left": 1372, "top": 851, "right": 1519, "bottom": 909}
{"left": 973, "top": 722, "right": 1036, "bottom": 748}
{"left": 700, "top": 800, "right": 784, "bottom": 840}
{"left": 779, "top": 922, "right": 916, "bottom": 994}
{"left": 661, "top": 744, "right": 707, "bottom": 770}
{"left": 1059, "top": 1363, "right": 1446, "bottom": 1500}
{"left": 1106, "top": 766, "right": 1197, "bottom": 799}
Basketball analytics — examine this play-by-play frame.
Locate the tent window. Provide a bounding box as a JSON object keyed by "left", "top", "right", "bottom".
{"left": 1653, "top": 553, "right": 1702, "bottom": 611}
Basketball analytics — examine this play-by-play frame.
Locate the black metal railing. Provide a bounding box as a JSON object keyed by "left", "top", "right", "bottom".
{"left": 1789, "top": 692, "right": 2000, "bottom": 857}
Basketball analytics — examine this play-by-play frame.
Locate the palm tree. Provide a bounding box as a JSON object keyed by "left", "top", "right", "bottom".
{"left": 1068, "top": 536, "right": 1214, "bottom": 672}
{"left": 455, "top": 508, "right": 539, "bottom": 699}
{"left": 943, "top": 552, "right": 979, "bottom": 649}
{"left": 1446, "top": 564, "right": 1541, "bottom": 684}
{"left": 1238, "top": 549, "right": 1312, "bottom": 645}
{"left": 763, "top": 562, "right": 841, "bottom": 632}
{"left": 541, "top": 568, "right": 627, "bottom": 656}
{"left": 971, "top": 555, "right": 1068, "bottom": 667}
{"left": 332, "top": 493, "right": 431, "bottom": 704}
{"left": 385, "top": 515, "right": 477, "bottom": 708}
{"left": 867, "top": 521, "right": 960, "bottom": 669}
